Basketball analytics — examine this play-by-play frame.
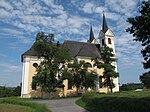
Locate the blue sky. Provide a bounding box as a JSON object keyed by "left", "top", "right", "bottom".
{"left": 0, "top": 0, "right": 147, "bottom": 87}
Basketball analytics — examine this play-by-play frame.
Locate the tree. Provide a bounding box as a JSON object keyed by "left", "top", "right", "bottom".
{"left": 120, "top": 83, "right": 143, "bottom": 91}
{"left": 67, "top": 59, "right": 87, "bottom": 93}
{"left": 140, "top": 71, "right": 150, "bottom": 89}
{"left": 32, "top": 32, "right": 71, "bottom": 96}
{"left": 126, "top": 1, "right": 150, "bottom": 89}
{"left": 126, "top": 1, "right": 150, "bottom": 69}
{"left": 82, "top": 71, "right": 97, "bottom": 90}
{"left": 93, "top": 46, "right": 119, "bottom": 93}
{"left": 13, "top": 85, "right": 21, "bottom": 96}
{"left": 62, "top": 59, "right": 97, "bottom": 94}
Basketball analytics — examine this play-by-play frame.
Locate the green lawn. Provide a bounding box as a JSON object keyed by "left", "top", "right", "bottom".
{"left": 76, "top": 90, "right": 150, "bottom": 112}
{"left": 0, "top": 97, "right": 51, "bottom": 112}
{"left": 0, "top": 104, "right": 28, "bottom": 112}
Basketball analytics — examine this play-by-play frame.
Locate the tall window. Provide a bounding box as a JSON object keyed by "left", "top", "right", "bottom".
{"left": 68, "top": 79, "right": 72, "bottom": 90}
{"left": 99, "top": 76, "right": 103, "bottom": 88}
{"left": 108, "top": 38, "right": 111, "bottom": 44}
{"left": 102, "top": 39, "right": 104, "bottom": 45}
{"left": 32, "top": 76, "right": 37, "bottom": 90}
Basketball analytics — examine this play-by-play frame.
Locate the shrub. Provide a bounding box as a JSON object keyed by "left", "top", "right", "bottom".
{"left": 78, "top": 91, "right": 150, "bottom": 112}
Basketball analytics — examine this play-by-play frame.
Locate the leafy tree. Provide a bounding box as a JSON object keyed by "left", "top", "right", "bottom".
{"left": 32, "top": 32, "right": 71, "bottom": 96}
{"left": 13, "top": 85, "right": 21, "bottom": 96}
{"left": 67, "top": 59, "right": 87, "bottom": 93}
{"left": 0, "top": 86, "right": 11, "bottom": 97}
{"left": 93, "top": 46, "right": 119, "bottom": 93}
{"left": 62, "top": 59, "right": 97, "bottom": 94}
{"left": 120, "top": 83, "right": 143, "bottom": 91}
{"left": 140, "top": 71, "right": 150, "bottom": 89}
{"left": 0, "top": 85, "right": 21, "bottom": 97}
{"left": 126, "top": 1, "right": 150, "bottom": 88}
{"left": 126, "top": 1, "right": 150, "bottom": 69}
{"left": 82, "top": 71, "right": 97, "bottom": 90}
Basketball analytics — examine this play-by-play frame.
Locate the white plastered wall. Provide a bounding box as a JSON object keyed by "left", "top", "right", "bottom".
{"left": 21, "top": 56, "right": 30, "bottom": 98}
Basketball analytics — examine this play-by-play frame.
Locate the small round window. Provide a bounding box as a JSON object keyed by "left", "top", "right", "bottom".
{"left": 33, "top": 63, "right": 38, "bottom": 68}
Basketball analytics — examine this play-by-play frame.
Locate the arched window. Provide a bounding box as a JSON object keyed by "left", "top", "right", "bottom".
{"left": 102, "top": 39, "right": 104, "bottom": 45}
{"left": 108, "top": 38, "right": 111, "bottom": 44}
{"left": 83, "top": 62, "right": 92, "bottom": 68}
{"left": 33, "top": 63, "right": 38, "bottom": 68}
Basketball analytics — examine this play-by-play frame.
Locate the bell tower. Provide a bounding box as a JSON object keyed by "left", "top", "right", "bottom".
{"left": 99, "top": 13, "right": 116, "bottom": 53}
{"left": 99, "top": 12, "right": 119, "bottom": 92}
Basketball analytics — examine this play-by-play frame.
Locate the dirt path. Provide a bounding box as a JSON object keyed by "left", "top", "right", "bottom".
{"left": 33, "top": 98, "right": 88, "bottom": 112}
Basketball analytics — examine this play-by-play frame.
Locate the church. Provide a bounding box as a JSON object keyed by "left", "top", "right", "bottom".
{"left": 21, "top": 13, "right": 119, "bottom": 98}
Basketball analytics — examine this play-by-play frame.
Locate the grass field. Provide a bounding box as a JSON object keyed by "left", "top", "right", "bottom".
{"left": 0, "top": 97, "right": 51, "bottom": 112}
{"left": 76, "top": 90, "right": 150, "bottom": 112}
{"left": 0, "top": 104, "right": 28, "bottom": 112}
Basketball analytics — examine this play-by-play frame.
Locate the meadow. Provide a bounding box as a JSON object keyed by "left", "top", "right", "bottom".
{"left": 76, "top": 90, "right": 150, "bottom": 112}
{"left": 0, "top": 97, "right": 51, "bottom": 112}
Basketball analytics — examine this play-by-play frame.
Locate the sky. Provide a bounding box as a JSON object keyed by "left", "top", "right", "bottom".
{"left": 0, "top": 0, "right": 147, "bottom": 87}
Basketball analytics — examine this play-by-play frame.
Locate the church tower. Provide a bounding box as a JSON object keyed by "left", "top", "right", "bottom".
{"left": 99, "top": 12, "right": 119, "bottom": 92}
{"left": 99, "top": 13, "right": 115, "bottom": 52}
{"left": 88, "top": 25, "right": 96, "bottom": 44}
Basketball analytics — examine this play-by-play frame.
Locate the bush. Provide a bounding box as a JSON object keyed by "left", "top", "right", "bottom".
{"left": 77, "top": 91, "right": 150, "bottom": 112}
{"left": 120, "top": 83, "right": 143, "bottom": 91}
{"left": 0, "top": 86, "right": 21, "bottom": 97}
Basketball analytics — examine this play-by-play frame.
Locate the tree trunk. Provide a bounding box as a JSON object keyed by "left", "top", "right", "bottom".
{"left": 76, "top": 87, "right": 79, "bottom": 95}
{"left": 108, "top": 77, "right": 113, "bottom": 93}
{"left": 41, "top": 88, "right": 43, "bottom": 98}
{"left": 110, "top": 85, "right": 113, "bottom": 93}
{"left": 109, "top": 77, "right": 113, "bottom": 93}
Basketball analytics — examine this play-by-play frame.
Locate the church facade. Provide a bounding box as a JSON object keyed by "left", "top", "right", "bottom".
{"left": 21, "top": 14, "right": 119, "bottom": 98}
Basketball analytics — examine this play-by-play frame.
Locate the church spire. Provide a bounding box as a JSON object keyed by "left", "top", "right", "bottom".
{"left": 88, "top": 25, "right": 95, "bottom": 43}
{"left": 102, "top": 12, "right": 108, "bottom": 33}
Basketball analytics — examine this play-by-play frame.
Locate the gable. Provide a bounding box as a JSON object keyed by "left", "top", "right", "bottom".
{"left": 105, "top": 29, "right": 114, "bottom": 36}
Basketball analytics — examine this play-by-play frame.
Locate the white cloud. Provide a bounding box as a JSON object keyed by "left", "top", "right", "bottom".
{"left": 105, "top": 12, "right": 121, "bottom": 21}
{"left": 0, "top": 8, "right": 11, "bottom": 18}
{"left": 104, "top": 0, "right": 138, "bottom": 17}
{"left": 0, "top": 0, "right": 69, "bottom": 36}
{"left": 67, "top": 16, "right": 89, "bottom": 28}
{"left": 1, "top": 28, "right": 23, "bottom": 35}
{"left": 82, "top": 3, "right": 94, "bottom": 13}
{"left": 0, "top": 28, "right": 32, "bottom": 44}
{"left": 0, "top": 63, "right": 21, "bottom": 73}
{"left": 115, "top": 31, "right": 143, "bottom": 67}
{"left": 0, "top": 0, "right": 90, "bottom": 41}
{"left": 0, "top": 0, "right": 13, "bottom": 10}
{"left": 43, "top": 0, "right": 54, "bottom": 6}
{"left": 95, "top": 6, "right": 107, "bottom": 14}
